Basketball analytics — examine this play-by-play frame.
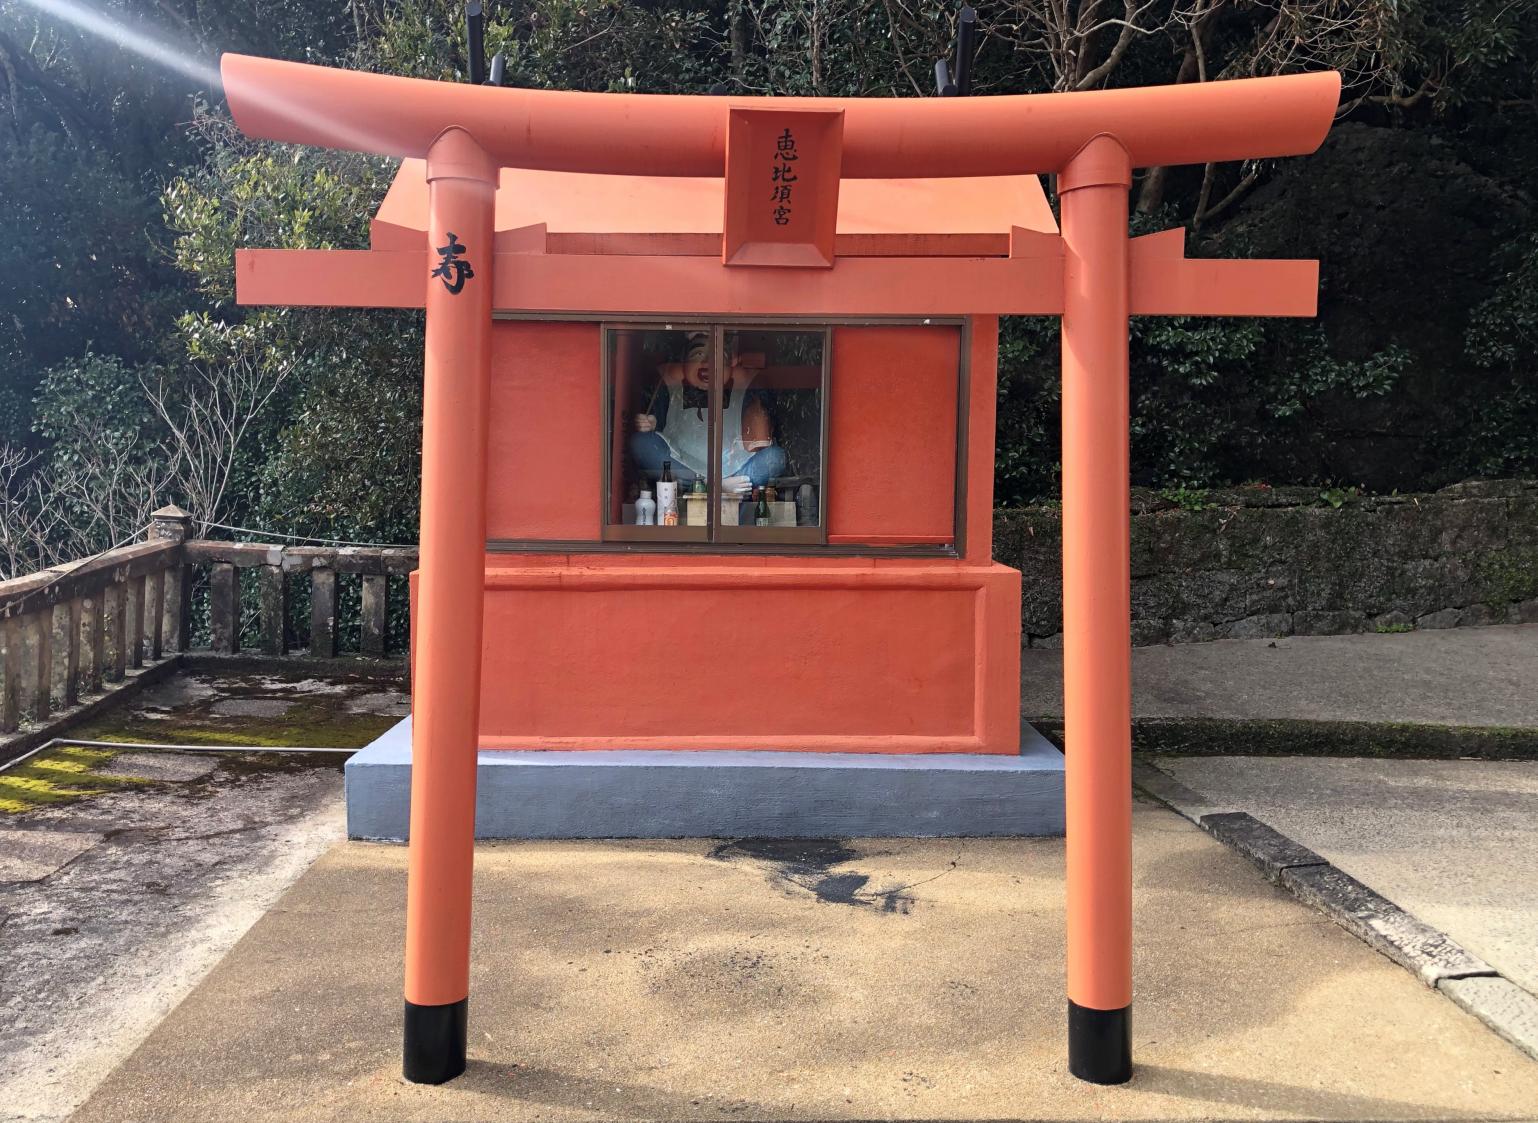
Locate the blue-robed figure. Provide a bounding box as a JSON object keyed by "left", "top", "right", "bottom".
{"left": 627, "top": 331, "right": 787, "bottom": 492}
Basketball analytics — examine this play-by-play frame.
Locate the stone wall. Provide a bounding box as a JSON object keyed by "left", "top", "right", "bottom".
{"left": 995, "top": 479, "right": 1538, "bottom": 647}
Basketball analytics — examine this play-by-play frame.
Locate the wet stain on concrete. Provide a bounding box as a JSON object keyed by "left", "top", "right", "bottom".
{"left": 709, "top": 837, "right": 915, "bottom": 913}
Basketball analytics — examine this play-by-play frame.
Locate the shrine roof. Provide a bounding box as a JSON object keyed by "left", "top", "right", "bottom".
{"left": 371, "top": 160, "right": 1057, "bottom": 251}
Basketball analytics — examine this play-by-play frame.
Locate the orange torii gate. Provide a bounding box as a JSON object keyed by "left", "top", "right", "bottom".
{"left": 221, "top": 52, "right": 1339, "bottom": 1088}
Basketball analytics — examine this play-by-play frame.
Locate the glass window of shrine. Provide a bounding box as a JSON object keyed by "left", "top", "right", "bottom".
{"left": 604, "top": 326, "right": 827, "bottom": 545}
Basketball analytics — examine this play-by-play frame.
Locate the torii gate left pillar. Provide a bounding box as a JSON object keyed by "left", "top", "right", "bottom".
{"left": 402, "top": 126, "right": 496, "bottom": 1084}
{"left": 1058, "top": 133, "right": 1135, "bottom": 1083}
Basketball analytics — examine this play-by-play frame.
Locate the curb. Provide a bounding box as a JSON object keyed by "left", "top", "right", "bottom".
{"left": 1126, "top": 718, "right": 1538, "bottom": 760}
{"left": 1132, "top": 760, "right": 1538, "bottom": 1062}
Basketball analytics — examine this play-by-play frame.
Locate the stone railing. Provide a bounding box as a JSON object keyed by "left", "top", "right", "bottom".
{"left": 0, "top": 507, "right": 417, "bottom": 736}
{"left": 0, "top": 529, "right": 185, "bottom": 734}
{"left": 184, "top": 539, "right": 417, "bottom": 658}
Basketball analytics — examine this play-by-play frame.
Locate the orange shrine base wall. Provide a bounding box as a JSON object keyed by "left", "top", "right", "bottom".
{"left": 472, "top": 557, "right": 1021, "bottom": 754}
{"left": 409, "top": 555, "right": 1023, "bottom": 754}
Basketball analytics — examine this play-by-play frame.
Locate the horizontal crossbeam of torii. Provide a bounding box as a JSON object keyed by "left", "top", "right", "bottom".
{"left": 220, "top": 52, "right": 1340, "bottom": 1090}
{"left": 225, "top": 54, "right": 1333, "bottom": 320}
{"left": 235, "top": 231, "right": 1320, "bottom": 317}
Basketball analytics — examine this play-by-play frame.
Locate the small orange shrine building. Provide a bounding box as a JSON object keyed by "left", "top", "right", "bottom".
{"left": 364, "top": 163, "right": 1055, "bottom": 754}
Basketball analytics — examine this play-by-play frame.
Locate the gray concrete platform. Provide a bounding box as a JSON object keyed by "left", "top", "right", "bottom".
{"left": 346, "top": 718, "right": 1065, "bottom": 840}
{"left": 69, "top": 803, "right": 1538, "bottom": 1123}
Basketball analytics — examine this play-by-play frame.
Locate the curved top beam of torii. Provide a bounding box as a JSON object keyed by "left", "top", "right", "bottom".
{"left": 220, "top": 53, "right": 1340, "bottom": 178}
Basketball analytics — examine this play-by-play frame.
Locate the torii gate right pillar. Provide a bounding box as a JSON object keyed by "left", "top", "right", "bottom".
{"left": 1059, "top": 133, "right": 1135, "bottom": 1084}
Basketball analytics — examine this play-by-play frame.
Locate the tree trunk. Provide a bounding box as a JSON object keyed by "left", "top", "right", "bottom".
{"left": 1136, "top": 165, "right": 1172, "bottom": 215}
{"left": 730, "top": 0, "right": 747, "bottom": 79}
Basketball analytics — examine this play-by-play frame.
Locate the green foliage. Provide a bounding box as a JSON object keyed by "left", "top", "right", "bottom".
{"left": 3, "top": 0, "right": 1538, "bottom": 566}
{"left": 371, "top": 0, "right": 723, "bottom": 91}
{"left": 1158, "top": 486, "right": 1212, "bottom": 512}
{"left": 255, "top": 360, "right": 423, "bottom": 541}
{"left": 32, "top": 352, "right": 159, "bottom": 451}
{"left": 0, "top": 130, "right": 178, "bottom": 443}
{"left": 162, "top": 109, "right": 422, "bottom": 539}
{"left": 1129, "top": 313, "right": 1269, "bottom": 489}
{"left": 994, "top": 252, "right": 1411, "bottom": 505}
{"left": 1380, "top": 0, "right": 1538, "bottom": 113}
{"left": 166, "top": 113, "right": 397, "bottom": 300}
{"left": 0, "top": 0, "right": 366, "bottom": 444}
{"left": 993, "top": 314, "right": 1059, "bottom": 505}
{"left": 1460, "top": 234, "right": 1538, "bottom": 478}
{"left": 30, "top": 351, "right": 171, "bottom": 549}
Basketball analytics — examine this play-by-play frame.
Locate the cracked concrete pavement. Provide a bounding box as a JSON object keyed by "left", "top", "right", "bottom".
{"left": 0, "top": 754, "right": 345, "bottom": 1123}
{"left": 0, "top": 668, "right": 409, "bottom": 1123}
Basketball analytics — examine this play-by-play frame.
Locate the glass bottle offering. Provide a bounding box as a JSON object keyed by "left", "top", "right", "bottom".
{"left": 656, "top": 460, "right": 679, "bottom": 526}
{"left": 754, "top": 487, "right": 770, "bottom": 527}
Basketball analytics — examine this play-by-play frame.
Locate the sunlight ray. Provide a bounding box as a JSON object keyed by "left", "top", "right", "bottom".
{"left": 17, "top": 0, "right": 220, "bottom": 87}
{"left": 17, "top": 0, "right": 400, "bottom": 157}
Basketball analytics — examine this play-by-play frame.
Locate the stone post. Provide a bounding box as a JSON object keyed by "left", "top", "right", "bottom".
{"left": 148, "top": 505, "right": 193, "bottom": 544}
{"left": 149, "top": 505, "right": 192, "bottom": 653}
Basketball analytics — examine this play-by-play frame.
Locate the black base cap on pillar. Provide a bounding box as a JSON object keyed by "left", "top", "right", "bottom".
{"left": 403, "top": 998, "right": 468, "bottom": 1084}
{"left": 1068, "top": 1000, "right": 1132, "bottom": 1085}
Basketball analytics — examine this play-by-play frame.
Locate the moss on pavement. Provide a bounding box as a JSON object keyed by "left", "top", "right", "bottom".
{"left": 1, "top": 670, "right": 406, "bottom": 814}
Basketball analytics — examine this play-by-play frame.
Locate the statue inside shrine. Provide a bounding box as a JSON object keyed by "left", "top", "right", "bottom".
{"left": 628, "top": 332, "right": 787, "bottom": 493}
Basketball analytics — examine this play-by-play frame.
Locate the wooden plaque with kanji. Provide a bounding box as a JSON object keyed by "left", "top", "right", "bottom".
{"left": 723, "top": 107, "right": 843, "bottom": 268}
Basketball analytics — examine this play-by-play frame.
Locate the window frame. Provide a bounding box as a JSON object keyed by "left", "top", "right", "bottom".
{"left": 600, "top": 322, "right": 833, "bottom": 547}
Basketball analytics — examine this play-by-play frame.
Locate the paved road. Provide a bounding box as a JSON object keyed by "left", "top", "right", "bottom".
{"left": 1157, "top": 755, "right": 1538, "bottom": 1000}
{"left": 71, "top": 803, "right": 1538, "bottom": 1123}
{"left": 1022, "top": 623, "right": 1538, "bottom": 726}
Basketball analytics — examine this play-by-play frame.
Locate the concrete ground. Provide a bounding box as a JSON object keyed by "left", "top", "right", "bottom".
{"left": 1022, "top": 623, "right": 1538, "bottom": 726}
{"left": 0, "top": 671, "right": 408, "bottom": 1123}
{"left": 71, "top": 801, "right": 1538, "bottom": 1123}
{"left": 1157, "top": 756, "right": 1538, "bottom": 999}
{"left": 0, "top": 752, "right": 344, "bottom": 1123}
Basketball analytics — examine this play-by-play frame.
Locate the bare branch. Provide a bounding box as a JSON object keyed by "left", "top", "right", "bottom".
{"left": 143, "top": 334, "right": 296, "bottom": 535}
